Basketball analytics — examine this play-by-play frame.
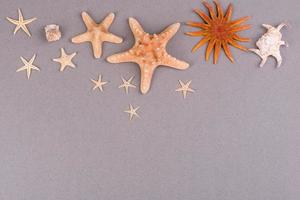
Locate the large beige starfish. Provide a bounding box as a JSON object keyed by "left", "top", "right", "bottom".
{"left": 124, "top": 104, "right": 140, "bottom": 121}
{"left": 107, "top": 18, "right": 190, "bottom": 94}
{"left": 176, "top": 80, "right": 195, "bottom": 99}
{"left": 91, "top": 75, "right": 108, "bottom": 92}
{"left": 16, "top": 54, "right": 40, "bottom": 79}
{"left": 6, "top": 8, "right": 37, "bottom": 37}
{"left": 72, "top": 12, "right": 123, "bottom": 58}
{"left": 119, "top": 76, "right": 136, "bottom": 94}
{"left": 53, "top": 48, "right": 77, "bottom": 72}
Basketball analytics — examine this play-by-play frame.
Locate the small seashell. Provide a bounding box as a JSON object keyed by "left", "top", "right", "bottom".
{"left": 44, "top": 24, "right": 61, "bottom": 42}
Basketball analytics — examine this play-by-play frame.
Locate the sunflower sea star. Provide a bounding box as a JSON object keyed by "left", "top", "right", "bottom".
{"left": 186, "top": 0, "right": 251, "bottom": 64}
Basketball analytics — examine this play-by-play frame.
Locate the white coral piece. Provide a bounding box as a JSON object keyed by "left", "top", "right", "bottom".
{"left": 250, "top": 23, "right": 288, "bottom": 68}
{"left": 45, "top": 24, "right": 61, "bottom": 42}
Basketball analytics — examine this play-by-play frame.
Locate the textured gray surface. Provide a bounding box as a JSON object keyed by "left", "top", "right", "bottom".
{"left": 0, "top": 0, "right": 299, "bottom": 200}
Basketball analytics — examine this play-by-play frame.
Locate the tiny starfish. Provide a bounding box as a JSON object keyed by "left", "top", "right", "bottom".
{"left": 17, "top": 54, "right": 40, "bottom": 79}
{"left": 176, "top": 80, "right": 195, "bottom": 99}
{"left": 119, "top": 76, "right": 136, "bottom": 94}
{"left": 53, "top": 48, "right": 77, "bottom": 72}
{"left": 91, "top": 75, "right": 108, "bottom": 92}
{"left": 72, "top": 12, "right": 123, "bottom": 58}
{"left": 107, "top": 18, "right": 190, "bottom": 94}
{"left": 6, "top": 8, "right": 37, "bottom": 37}
{"left": 186, "top": 0, "right": 251, "bottom": 64}
{"left": 124, "top": 104, "right": 140, "bottom": 120}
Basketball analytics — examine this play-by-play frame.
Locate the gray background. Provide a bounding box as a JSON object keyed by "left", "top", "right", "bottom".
{"left": 0, "top": 0, "right": 299, "bottom": 200}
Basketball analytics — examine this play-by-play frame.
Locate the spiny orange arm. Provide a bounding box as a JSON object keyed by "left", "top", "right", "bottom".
{"left": 194, "top": 9, "right": 212, "bottom": 24}
{"left": 186, "top": 21, "right": 209, "bottom": 29}
{"left": 222, "top": 42, "right": 234, "bottom": 62}
{"left": 233, "top": 34, "right": 251, "bottom": 42}
{"left": 192, "top": 36, "right": 210, "bottom": 52}
{"left": 214, "top": 41, "right": 221, "bottom": 64}
{"left": 203, "top": 2, "right": 217, "bottom": 20}
{"left": 230, "top": 24, "right": 251, "bottom": 33}
{"left": 227, "top": 38, "right": 248, "bottom": 51}
{"left": 224, "top": 3, "right": 233, "bottom": 22}
{"left": 214, "top": 0, "right": 224, "bottom": 19}
{"left": 205, "top": 39, "right": 216, "bottom": 61}
{"left": 229, "top": 16, "right": 251, "bottom": 27}
{"left": 185, "top": 30, "right": 207, "bottom": 36}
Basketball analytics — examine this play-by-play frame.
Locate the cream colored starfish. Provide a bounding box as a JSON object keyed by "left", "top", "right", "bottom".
{"left": 53, "top": 48, "right": 77, "bottom": 72}
{"left": 124, "top": 104, "right": 140, "bottom": 120}
{"left": 72, "top": 12, "right": 123, "bottom": 58}
{"left": 16, "top": 54, "right": 40, "bottom": 79}
{"left": 176, "top": 80, "right": 195, "bottom": 99}
{"left": 119, "top": 76, "right": 136, "bottom": 94}
{"left": 107, "top": 18, "right": 190, "bottom": 94}
{"left": 91, "top": 75, "right": 108, "bottom": 92}
{"left": 6, "top": 8, "right": 37, "bottom": 37}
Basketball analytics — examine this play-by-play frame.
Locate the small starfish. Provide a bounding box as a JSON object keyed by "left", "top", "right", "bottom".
{"left": 176, "top": 80, "right": 195, "bottom": 99}
{"left": 72, "top": 12, "right": 123, "bottom": 58}
{"left": 107, "top": 18, "right": 190, "bottom": 94}
{"left": 6, "top": 8, "right": 37, "bottom": 37}
{"left": 16, "top": 54, "right": 40, "bottom": 79}
{"left": 124, "top": 104, "right": 140, "bottom": 120}
{"left": 53, "top": 48, "right": 77, "bottom": 72}
{"left": 91, "top": 75, "right": 108, "bottom": 92}
{"left": 119, "top": 76, "right": 136, "bottom": 94}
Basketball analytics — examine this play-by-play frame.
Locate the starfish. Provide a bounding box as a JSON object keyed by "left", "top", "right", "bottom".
{"left": 16, "top": 54, "right": 40, "bottom": 79}
{"left": 71, "top": 12, "right": 123, "bottom": 58}
{"left": 124, "top": 104, "right": 140, "bottom": 120}
{"left": 107, "top": 18, "right": 190, "bottom": 94}
{"left": 176, "top": 80, "right": 195, "bottom": 99}
{"left": 53, "top": 48, "right": 77, "bottom": 72}
{"left": 186, "top": 0, "right": 251, "bottom": 64}
{"left": 6, "top": 8, "right": 37, "bottom": 37}
{"left": 91, "top": 75, "right": 108, "bottom": 92}
{"left": 119, "top": 76, "right": 136, "bottom": 94}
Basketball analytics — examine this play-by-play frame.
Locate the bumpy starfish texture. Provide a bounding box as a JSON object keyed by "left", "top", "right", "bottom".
{"left": 72, "top": 12, "right": 123, "bottom": 58}
{"left": 176, "top": 80, "right": 195, "bottom": 99}
{"left": 124, "top": 104, "right": 140, "bottom": 121}
{"left": 186, "top": 0, "right": 251, "bottom": 64}
{"left": 91, "top": 75, "right": 108, "bottom": 92}
{"left": 17, "top": 54, "right": 40, "bottom": 79}
{"left": 107, "top": 18, "right": 190, "bottom": 94}
{"left": 249, "top": 23, "right": 287, "bottom": 68}
{"left": 53, "top": 48, "right": 77, "bottom": 72}
{"left": 6, "top": 8, "right": 37, "bottom": 37}
{"left": 119, "top": 76, "right": 136, "bottom": 94}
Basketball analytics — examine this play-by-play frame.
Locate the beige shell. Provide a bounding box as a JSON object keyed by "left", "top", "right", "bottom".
{"left": 45, "top": 24, "right": 61, "bottom": 42}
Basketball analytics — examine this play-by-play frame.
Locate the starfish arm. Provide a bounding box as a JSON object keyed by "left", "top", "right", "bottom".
{"left": 203, "top": 1, "right": 217, "bottom": 20}
{"left": 230, "top": 24, "right": 251, "bottom": 33}
{"left": 159, "top": 23, "right": 180, "bottom": 43}
{"left": 13, "top": 25, "right": 21, "bottom": 35}
{"left": 26, "top": 68, "right": 31, "bottom": 79}
{"left": 31, "top": 66, "right": 40, "bottom": 71}
{"left": 227, "top": 38, "right": 248, "bottom": 51}
{"left": 213, "top": 41, "right": 221, "bottom": 64}
{"left": 107, "top": 51, "right": 135, "bottom": 63}
{"left": 232, "top": 34, "right": 251, "bottom": 42}
{"left": 6, "top": 17, "right": 19, "bottom": 25}
{"left": 186, "top": 21, "right": 209, "bottom": 29}
{"left": 18, "top": 9, "right": 24, "bottom": 21}
{"left": 162, "top": 55, "right": 190, "bottom": 70}
{"left": 52, "top": 58, "right": 61, "bottom": 63}
{"left": 103, "top": 33, "right": 123, "bottom": 43}
{"left": 192, "top": 36, "right": 210, "bottom": 52}
{"left": 205, "top": 39, "right": 216, "bottom": 61}
{"left": 185, "top": 30, "right": 207, "bottom": 37}
{"left": 229, "top": 16, "right": 251, "bottom": 27}
{"left": 72, "top": 32, "right": 91, "bottom": 43}
{"left": 81, "top": 12, "right": 96, "bottom": 29}
{"left": 29, "top": 54, "right": 36, "bottom": 64}
{"left": 20, "top": 24, "right": 31, "bottom": 37}
{"left": 139, "top": 64, "right": 157, "bottom": 94}
{"left": 16, "top": 66, "right": 28, "bottom": 72}
{"left": 101, "top": 13, "right": 115, "bottom": 29}
{"left": 222, "top": 42, "right": 234, "bottom": 62}
{"left": 20, "top": 56, "right": 29, "bottom": 65}
{"left": 91, "top": 39, "right": 103, "bottom": 58}
{"left": 128, "top": 18, "right": 146, "bottom": 40}
{"left": 214, "top": 0, "right": 224, "bottom": 19}
{"left": 193, "top": 9, "right": 212, "bottom": 24}
{"left": 224, "top": 3, "right": 233, "bottom": 21}
{"left": 23, "top": 17, "right": 37, "bottom": 24}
